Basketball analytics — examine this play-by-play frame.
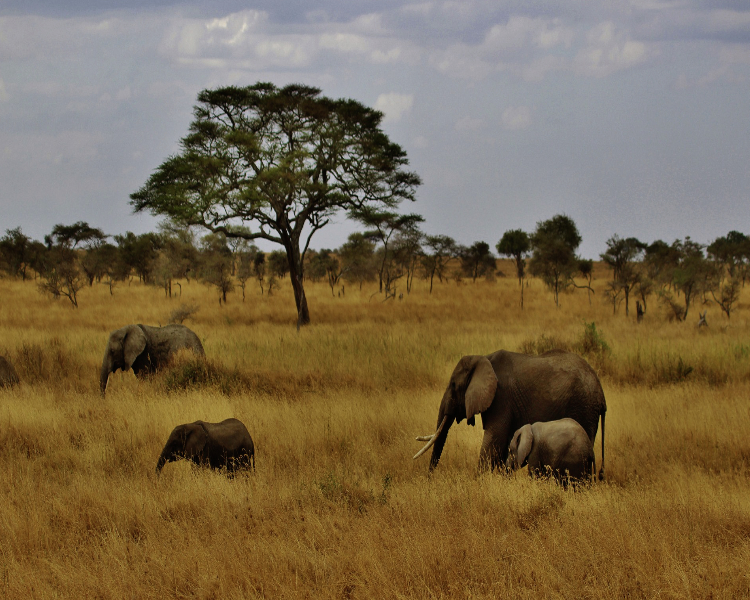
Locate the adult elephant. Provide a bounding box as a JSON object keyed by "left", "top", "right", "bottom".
{"left": 414, "top": 350, "right": 606, "bottom": 478}
{"left": 100, "top": 324, "right": 204, "bottom": 395}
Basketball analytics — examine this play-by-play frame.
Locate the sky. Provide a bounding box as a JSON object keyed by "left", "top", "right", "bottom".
{"left": 1, "top": 1, "right": 749, "bottom": 258}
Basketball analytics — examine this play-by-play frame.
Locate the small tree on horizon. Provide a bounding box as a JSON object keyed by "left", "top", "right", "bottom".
{"left": 459, "top": 241, "right": 495, "bottom": 283}
{"left": 497, "top": 229, "right": 530, "bottom": 308}
{"left": 529, "top": 214, "right": 582, "bottom": 308}
{"left": 421, "top": 234, "right": 458, "bottom": 293}
{"left": 600, "top": 235, "right": 646, "bottom": 317}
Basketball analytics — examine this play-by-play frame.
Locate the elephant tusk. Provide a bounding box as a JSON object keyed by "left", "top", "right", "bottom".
{"left": 413, "top": 416, "right": 448, "bottom": 460}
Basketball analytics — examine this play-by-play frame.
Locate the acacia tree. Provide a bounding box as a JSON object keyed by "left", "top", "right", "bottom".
{"left": 0, "top": 227, "right": 31, "bottom": 280}
{"left": 496, "top": 229, "right": 530, "bottom": 308}
{"left": 600, "top": 235, "right": 646, "bottom": 317}
{"left": 236, "top": 243, "right": 261, "bottom": 301}
{"left": 421, "top": 235, "right": 457, "bottom": 293}
{"left": 350, "top": 208, "right": 424, "bottom": 297}
{"left": 392, "top": 225, "right": 423, "bottom": 294}
{"left": 199, "top": 233, "right": 235, "bottom": 304}
{"left": 131, "top": 83, "right": 421, "bottom": 326}
{"left": 338, "top": 232, "right": 376, "bottom": 290}
{"left": 529, "top": 214, "right": 582, "bottom": 307}
{"left": 671, "top": 237, "right": 710, "bottom": 321}
{"left": 48, "top": 221, "right": 108, "bottom": 286}
{"left": 459, "top": 241, "right": 496, "bottom": 282}
{"left": 578, "top": 258, "right": 594, "bottom": 305}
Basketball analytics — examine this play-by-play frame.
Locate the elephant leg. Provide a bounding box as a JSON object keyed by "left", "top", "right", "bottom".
{"left": 478, "top": 430, "right": 507, "bottom": 472}
{"left": 478, "top": 402, "right": 513, "bottom": 473}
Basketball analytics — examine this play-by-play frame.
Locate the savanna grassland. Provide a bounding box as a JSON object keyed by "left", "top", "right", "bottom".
{"left": 1, "top": 265, "right": 750, "bottom": 599}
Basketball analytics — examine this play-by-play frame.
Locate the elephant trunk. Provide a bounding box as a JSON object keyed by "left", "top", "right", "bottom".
{"left": 428, "top": 410, "right": 455, "bottom": 472}
{"left": 155, "top": 445, "right": 172, "bottom": 474}
{"left": 100, "top": 354, "right": 112, "bottom": 396}
{"left": 155, "top": 453, "right": 167, "bottom": 474}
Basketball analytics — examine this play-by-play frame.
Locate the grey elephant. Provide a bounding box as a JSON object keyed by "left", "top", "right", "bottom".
{"left": 100, "top": 323, "right": 204, "bottom": 395}
{"left": 506, "top": 418, "right": 595, "bottom": 484}
{"left": 414, "top": 349, "right": 606, "bottom": 478}
{"left": 156, "top": 418, "right": 255, "bottom": 474}
{"left": 0, "top": 355, "right": 20, "bottom": 388}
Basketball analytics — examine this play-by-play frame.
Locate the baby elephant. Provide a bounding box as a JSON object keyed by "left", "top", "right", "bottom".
{"left": 156, "top": 418, "right": 255, "bottom": 475}
{"left": 506, "top": 418, "right": 595, "bottom": 484}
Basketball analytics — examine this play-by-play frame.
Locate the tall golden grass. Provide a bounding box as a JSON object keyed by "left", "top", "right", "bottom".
{"left": 1, "top": 266, "right": 750, "bottom": 598}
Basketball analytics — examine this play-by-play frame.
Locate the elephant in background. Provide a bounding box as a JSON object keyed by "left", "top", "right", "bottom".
{"left": 414, "top": 349, "right": 606, "bottom": 478}
{"left": 0, "top": 355, "right": 20, "bottom": 388}
{"left": 156, "top": 418, "right": 255, "bottom": 474}
{"left": 100, "top": 323, "right": 204, "bottom": 395}
{"left": 506, "top": 418, "right": 595, "bottom": 484}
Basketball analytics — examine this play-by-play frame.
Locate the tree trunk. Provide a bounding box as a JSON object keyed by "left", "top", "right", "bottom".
{"left": 284, "top": 242, "right": 310, "bottom": 327}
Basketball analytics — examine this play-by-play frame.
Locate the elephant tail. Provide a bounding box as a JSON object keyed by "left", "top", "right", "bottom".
{"left": 598, "top": 408, "right": 606, "bottom": 481}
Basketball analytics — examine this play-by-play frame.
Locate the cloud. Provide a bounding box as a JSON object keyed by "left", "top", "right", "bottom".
{"left": 319, "top": 32, "right": 370, "bottom": 53}
{"left": 573, "top": 22, "right": 648, "bottom": 77}
{"left": 0, "top": 79, "right": 8, "bottom": 102}
{"left": 501, "top": 106, "right": 532, "bottom": 130}
{"left": 375, "top": 92, "right": 413, "bottom": 123}
{"left": 157, "top": 10, "right": 317, "bottom": 69}
{"left": 483, "top": 16, "right": 574, "bottom": 53}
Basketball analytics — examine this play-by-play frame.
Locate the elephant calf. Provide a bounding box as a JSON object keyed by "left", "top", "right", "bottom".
{"left": 506, "top": 418, "right": 595, "bottom": 484}
{"left": 156, "top": 418, "right": 255, "bottom": 475}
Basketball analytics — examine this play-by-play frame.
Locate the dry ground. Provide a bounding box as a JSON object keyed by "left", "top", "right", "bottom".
{"left": 1, "top": 266, "right": 750, "bottom": 598}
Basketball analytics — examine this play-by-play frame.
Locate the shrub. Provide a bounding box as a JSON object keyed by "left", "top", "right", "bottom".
{"left": 168, "top": 303, "right": 199, "bottom": 324}
{"left": 575, "top": 321, "right": 610, "bottom": 357}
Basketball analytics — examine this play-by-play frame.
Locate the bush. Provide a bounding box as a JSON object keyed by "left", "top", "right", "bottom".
{"left": 575, "top": 321, "right": 610, "bottom": 357}
{"left": 168, "top": 303, "right": 199, "bottom": 324}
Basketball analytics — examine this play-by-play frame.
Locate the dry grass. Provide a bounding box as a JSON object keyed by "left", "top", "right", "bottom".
{"left": 1, "top": 269, "right": 750, "bottom": 598}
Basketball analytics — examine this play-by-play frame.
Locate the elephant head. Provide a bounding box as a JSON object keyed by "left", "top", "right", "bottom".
{"left": 414, "top": 355, "right": 498, "bottom": 471}
{"left": 100, "top": 325, "right": 147, "bottom": 395}
{"left": 506, "top": 424, "right": 533, "bottom": 471}
{"left": 155, "top": 423, "right": 208, "bottom": 474}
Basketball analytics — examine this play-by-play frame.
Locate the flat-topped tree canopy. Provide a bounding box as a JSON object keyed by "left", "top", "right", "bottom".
{"left": 130, "top": 82, "right": 421, "bottom": 326}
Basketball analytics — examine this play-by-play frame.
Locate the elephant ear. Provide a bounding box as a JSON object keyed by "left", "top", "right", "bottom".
{"left": 123, "top": 326, "right": 147, "bottom": 369}
{"left": 184, "top": 423, "right": 208, "bottom": 458}
{"left": 464, "top": 356, "right": 498, "bottom": 420}
{"left": 515, "top": 425, "right": 533, "bottom": 468}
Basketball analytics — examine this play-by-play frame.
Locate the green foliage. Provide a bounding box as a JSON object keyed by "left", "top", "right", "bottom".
{"left": 0, "top": 227, "right": 31, "bottom": 280}
{"left": 497, "top": 229, "right": 530, "bottom": 283}
{"left": 130, "top": 82, "right": 422, "bottom": 326}
{"left": 529, "top": 214, "right": 582, "bottom": 307}
{"left": 421, "top": 234, "right": 458, "bottom": 293}
{"left": 114, "top": 231, "right": 162, "bottom": 283}
{"left": 459, "top": 241, "right": 495, "bottom": 282}
{"left": 707, "top": 230, "right": 750, "bottom": 279}
{"left": 339, "top": 232, "right": 377, "bottom": 289}
{"left": 576, "top": 321, "right": 610, "bottom": 356}
{"left": 350, "top": 207, "right": 424, "bottom": 296}
{"left": 267, "top": 250, "right": 289, "bottom": 279}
